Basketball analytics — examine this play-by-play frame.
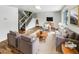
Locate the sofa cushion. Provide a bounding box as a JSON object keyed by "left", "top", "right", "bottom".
{"left": 69, "top": 32, "right": 76, "bottom": 39}
{"left": 20, "top": 36, "right": 31, "bottom": 42}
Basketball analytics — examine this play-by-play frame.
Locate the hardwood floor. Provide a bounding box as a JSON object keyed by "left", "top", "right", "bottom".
{"left": 0, "top": 40, "right": 22, "bottom": 54}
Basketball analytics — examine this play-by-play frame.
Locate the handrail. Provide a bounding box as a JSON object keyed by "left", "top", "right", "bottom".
{"left": 20, "top": 13, "right": 33, "bottom": 29}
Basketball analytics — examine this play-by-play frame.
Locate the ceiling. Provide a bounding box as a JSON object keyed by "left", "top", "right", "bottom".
{"left": 9, "top": 5, "right": 64, "bottom": 13}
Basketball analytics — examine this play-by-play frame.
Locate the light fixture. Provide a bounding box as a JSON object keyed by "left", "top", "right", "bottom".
{"left": 35, "top": 6, "right": 41, "bottom": 10}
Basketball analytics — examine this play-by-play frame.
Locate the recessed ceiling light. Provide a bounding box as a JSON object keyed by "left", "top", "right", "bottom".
{"left": 35, "top": 6, "right": 41, "bottom": 10}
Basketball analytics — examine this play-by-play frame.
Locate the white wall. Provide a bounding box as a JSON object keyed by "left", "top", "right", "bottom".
{"left": 61, "top": 5, "right": 79, "bottom": 34}
{"left": 25, "top": 12, "right": 61, "bottom": 31}
{"left": 26, "top": 12, "right": 61, "bottom": 30}
{"left": 37, "top": 12, "right": 61, "bottom": 28}
{"left": 0, "top": 6, "right": 18, "bottom": 41}
{"left": 26, "top": 18, "right": 36, "bottom": 30}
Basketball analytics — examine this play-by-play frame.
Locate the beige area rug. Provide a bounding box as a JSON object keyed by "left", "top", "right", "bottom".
{"left": 0, "top": 40, "right": 21, "bottom": 54}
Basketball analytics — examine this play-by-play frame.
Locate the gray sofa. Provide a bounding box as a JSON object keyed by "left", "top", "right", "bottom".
{"left": 7, "top": 31, "right": 32, "bottom": 54}
{"left": 17, "top": 36, "right": 32, "bottom": 54}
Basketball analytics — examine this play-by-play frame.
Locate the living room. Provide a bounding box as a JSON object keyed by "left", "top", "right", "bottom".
{"left": 0, "top": 5, "right": 79, "bottom": 54}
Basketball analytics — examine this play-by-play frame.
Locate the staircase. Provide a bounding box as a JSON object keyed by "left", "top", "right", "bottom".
{"left": 18, "top": 10, "right": 33, "bottom": 30}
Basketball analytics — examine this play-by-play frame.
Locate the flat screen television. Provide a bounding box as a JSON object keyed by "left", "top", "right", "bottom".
{"left": 46, "top": 17, "right": 53, "bottom": 21}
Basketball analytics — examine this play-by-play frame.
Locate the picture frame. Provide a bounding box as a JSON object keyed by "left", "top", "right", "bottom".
{"left": 69, "top": 6, "right": 79, "bottom": 26}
